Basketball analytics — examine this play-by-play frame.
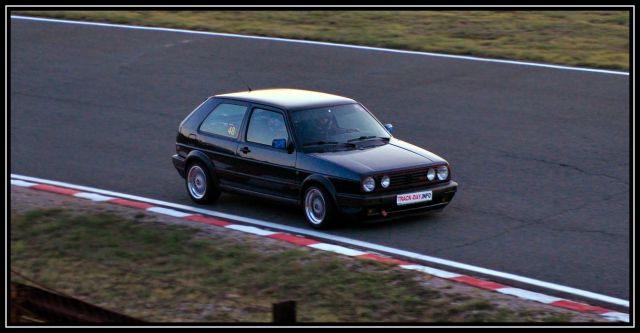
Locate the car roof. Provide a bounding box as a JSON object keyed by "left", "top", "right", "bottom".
{"left": 214, "top": 88, "right": 356, "bottom": 111}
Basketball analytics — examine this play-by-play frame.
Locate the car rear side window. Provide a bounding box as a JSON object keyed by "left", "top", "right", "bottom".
{"left": 246, "top": 109, "right": 289, "bottom": 147}
{"left": 199, "top": 103, "right": 248, "bottom": 138}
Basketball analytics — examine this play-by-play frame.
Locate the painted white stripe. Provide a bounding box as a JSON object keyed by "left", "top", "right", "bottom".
{"left": 600, "top": 311, "right": 629, "bottom": 322}
{"left": 400, "top": 264, "right": 462, "bottom": 279}
{"left": 73, "top": 192, "right": 115, "bottom": 202}
{"left": 496, "top": 287, "right": 563, "bottom": 304}
{"left": 308, "top": 243, "right": 368, "bottom": 257}
{"left": 146, "top": 207, "right": 192, "bottom": 218}
{"left": 11, "top": 179, "right": 37, "bottom": 187}
{"left": 10, "top": 15, "right": 629, "bottom": 76}
{"left": 10, "top": 174, "right": 630, "bottom": 308}
{"left": 225, "top": 224, "right": 277, "bottom": 236}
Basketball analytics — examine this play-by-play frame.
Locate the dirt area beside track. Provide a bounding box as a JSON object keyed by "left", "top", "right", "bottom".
{"left": 9, "top": 186, "right": 613, "bottom": 323}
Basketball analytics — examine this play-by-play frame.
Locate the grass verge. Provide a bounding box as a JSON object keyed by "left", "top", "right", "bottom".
{"left": 12, "top": 10, "right": 629, "bottom": 70}
{"left": 9, "top": 205, "right": 592, "bottom": 323}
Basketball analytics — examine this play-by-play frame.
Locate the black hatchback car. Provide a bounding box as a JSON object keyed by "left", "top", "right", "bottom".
{"left": 172, "top": 89, "right": 457, "bottom": 228}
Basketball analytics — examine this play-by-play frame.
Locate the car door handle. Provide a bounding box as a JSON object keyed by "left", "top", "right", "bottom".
{"left": 240, "top": 147, "right": 251, "bottom": 154}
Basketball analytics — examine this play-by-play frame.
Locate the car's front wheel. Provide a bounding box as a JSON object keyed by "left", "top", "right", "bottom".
{"left": 186, "top": 161, "right": 220, "bottom": 204}
{"left": 303, "top": 186, "right": 336, "bottom": 229}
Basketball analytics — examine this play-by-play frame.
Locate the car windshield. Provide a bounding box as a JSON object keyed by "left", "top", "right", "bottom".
{"left": 290, "top": 103, "right": 390, "bottom": 149}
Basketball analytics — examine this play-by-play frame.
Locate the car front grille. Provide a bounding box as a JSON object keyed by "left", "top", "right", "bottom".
{"left": 378, "top": 167, "right": 447, "bottom": 191}
{"left": 389, "top": 170, "right": 428, "bottom": 188}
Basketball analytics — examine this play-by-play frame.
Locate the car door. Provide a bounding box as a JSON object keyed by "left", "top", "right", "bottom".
{"left": 236, "top": 106, "right": 298, "bottom": 200}
{"left": 196, "top": 99, "right": 250, "bottom": 187}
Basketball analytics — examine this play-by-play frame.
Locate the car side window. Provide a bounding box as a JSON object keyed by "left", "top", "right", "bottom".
{"left": 199, "top": 103, "right": 248, "bottom": 138}
{"left": 246, "top": 109, "right": 289, "bottom": 147}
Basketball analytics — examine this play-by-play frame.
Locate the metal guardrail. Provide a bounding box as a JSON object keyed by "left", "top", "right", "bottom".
{"left": 11, "top": 270, "right": 297, "bottom": 323}
{"left": 10, "top": 282, "right": 144, "bottom": 323}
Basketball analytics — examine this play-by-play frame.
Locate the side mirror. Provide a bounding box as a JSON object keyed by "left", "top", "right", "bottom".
{"left": 384, "top": 123, "right": 393, "bottom": 134}
{"left": 272, "top": 138, "right": 287, "bottom": 150}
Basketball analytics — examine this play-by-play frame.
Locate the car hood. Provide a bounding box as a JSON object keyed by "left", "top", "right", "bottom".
{"left": 308, "top": 138, "right": 446, "bottom": 174}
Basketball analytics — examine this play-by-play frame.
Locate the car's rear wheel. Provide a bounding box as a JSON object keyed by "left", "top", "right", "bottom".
{"left": 186, "top": 161, "right": 220, "bottom": 204}
{"left": 303, "top": 186, "right": 336, "bottom": 229}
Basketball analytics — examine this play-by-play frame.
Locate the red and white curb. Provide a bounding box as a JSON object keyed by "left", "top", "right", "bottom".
{"left": 10, "top": 178, "right": 630, "bottom": 323}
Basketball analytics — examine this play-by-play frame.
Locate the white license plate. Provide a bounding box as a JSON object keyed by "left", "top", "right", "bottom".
{"left": 397, "top": 191, "right": 432, "bottom": 206}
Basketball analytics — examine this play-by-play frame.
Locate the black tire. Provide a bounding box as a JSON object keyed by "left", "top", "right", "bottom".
{"left": 302, "top": 185, "right": 336, "bottom": 229}
{"left": 185, "top": 161, "right": 220, "bottom": 204}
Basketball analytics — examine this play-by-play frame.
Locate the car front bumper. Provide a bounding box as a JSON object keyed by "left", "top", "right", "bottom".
{"left": 335, "top": 180, "right": 458, "bottom": 221}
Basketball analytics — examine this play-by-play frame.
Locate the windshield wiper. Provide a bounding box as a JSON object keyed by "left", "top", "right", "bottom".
{"left": 347, "top": 136, "right": 390, "bottom": 143}
{"left": 303, "top": 141, "right": 356, "bottom": 149}
{"left": 303, "top": 141, "right": 339, "bottom": 147}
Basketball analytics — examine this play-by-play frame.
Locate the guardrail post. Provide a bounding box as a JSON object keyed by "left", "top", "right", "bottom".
{"left": 272, "top": 300, "right": 296, "bottom": 323}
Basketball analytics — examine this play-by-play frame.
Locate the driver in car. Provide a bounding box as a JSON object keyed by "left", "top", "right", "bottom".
{"left": 306, "top": 109, "right": 341, "bottom": 141}
{"left": 267, "top": 114, "right": 288, "bottom": 141}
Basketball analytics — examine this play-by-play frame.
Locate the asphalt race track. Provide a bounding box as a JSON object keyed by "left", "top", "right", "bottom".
{"left": 10, "top": 18, "right": 630, "bottom": 302}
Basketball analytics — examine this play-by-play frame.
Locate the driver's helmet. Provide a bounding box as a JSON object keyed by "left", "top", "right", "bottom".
{"left": 267, "top": 115, "right": 286, "bottom": 136}
{"left": 316, "top": 109, "right": 335, "bottom": 129}
{"left": 267, "top": 116, "right": 279, "bottom": 130}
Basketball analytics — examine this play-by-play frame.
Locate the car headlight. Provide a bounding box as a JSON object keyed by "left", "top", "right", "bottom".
{"left": 381, "top": 175, "right": 390, "bottom": 188}
{"left": 362, "top": 176, "right": 375, "bottom": 192}
{"left": 427, "top": 168, "right": 436, "bottom": 181}
{"left": 436, "top": 165, "right": 449, "bottom": 180}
